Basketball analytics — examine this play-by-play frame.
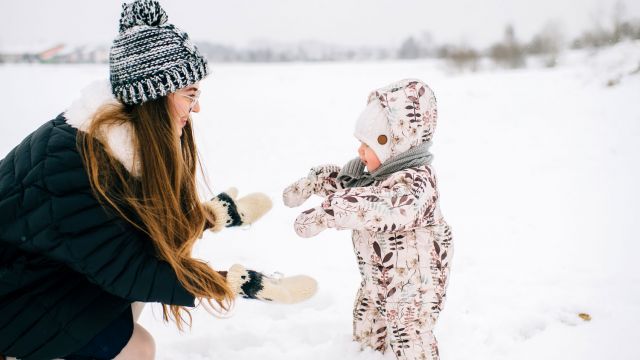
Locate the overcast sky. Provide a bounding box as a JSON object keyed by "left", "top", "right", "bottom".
{"left": 1, "top": 0, "right": 639, "bottom": 50}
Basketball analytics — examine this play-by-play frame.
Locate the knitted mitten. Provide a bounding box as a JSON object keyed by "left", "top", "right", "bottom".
{"left": 226, "top": 264, "right": 317, "bottom": 304}
{"left": 204, "top": 188, "right": 272, "bottom": 232}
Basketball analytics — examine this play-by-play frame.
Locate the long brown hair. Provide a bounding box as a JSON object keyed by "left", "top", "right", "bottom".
{"left": 77, "top": 96, "right": 234, "bottom": 330}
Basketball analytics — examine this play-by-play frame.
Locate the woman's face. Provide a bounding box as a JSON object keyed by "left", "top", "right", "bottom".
{"left": 168, "top": 83, "right": 201, "bottom": 137}
{"left": 358, "top": 142, "right": 381, "bottom": 172}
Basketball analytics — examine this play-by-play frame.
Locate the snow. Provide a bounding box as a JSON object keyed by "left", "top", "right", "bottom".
{"left": 1, "top": 40, "right": 639, "bottom": 359}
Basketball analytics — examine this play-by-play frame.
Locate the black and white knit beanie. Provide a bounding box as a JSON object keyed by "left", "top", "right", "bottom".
{"left": 109, "top": 0, "right": 209, "bottom": 105}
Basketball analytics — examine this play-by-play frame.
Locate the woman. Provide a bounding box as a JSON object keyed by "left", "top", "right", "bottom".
{"left": 0, "top": 1, "right": 315, "bottom": 359}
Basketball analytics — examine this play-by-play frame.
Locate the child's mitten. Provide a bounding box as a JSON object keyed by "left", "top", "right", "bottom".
{"left": 283, "top": 174, "right": 317, "bottom": 208}
{"left": 283, "top": 165, "right": 343, "bottom": 208}
{"left": 204, "top": 188, "right": 272, "bottom": 232}
{"left": 294, "top": 206, "right": 334, "bottom": 238}
{"left": 226, "top": 264, "right": 317, "bottom": 304}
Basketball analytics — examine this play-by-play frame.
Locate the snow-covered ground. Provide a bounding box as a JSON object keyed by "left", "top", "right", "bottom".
{"left": 2, "top": 41, "right": 639, "bottom": 359}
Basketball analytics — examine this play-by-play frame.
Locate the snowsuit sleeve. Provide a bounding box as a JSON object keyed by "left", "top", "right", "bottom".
{"left": 311, "top": 164, "right": 344, "bottom": 197}
{"left": 304, "top": 166, "right": 438, "bottom": 234}
{"left": 283, "top": 164, "right": 344, "bottom": 207}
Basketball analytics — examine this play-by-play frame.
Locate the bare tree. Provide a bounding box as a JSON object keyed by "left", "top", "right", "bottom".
{"left": 572, "top": 2, "right": 614, "bottom": 48}
{"left": 612, "top": 1, "right": 626, "bottom": 43}
{"left": 447, "top": 45, "right": 480, "bottom": 72}
{"left": 489, "top": 24, "right": 526, "bottom": 68}
{"left": 398, "top": 36, "right": 421, "bottom": 59}
{"left": 527, "top": 21, "right": 565, "bottom": 67}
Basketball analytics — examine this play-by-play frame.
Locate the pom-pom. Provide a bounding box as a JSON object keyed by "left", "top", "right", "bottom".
{"left": 118, "top": 0, "right": 168, "bottom": 32}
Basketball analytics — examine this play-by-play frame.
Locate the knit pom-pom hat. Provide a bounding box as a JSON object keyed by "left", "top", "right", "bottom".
{"left": 354, "top": 78, "right": 438, "bottom": 164}
{"left": 109, "top": 0, "right": 210, "bottom": 105}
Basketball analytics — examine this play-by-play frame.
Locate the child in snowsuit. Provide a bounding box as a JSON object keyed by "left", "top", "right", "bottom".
{"left": 283, "top": 79, "right": 453, "bottom": 360}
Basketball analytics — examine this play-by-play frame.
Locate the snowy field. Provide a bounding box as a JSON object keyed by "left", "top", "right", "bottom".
{"left": 1, "top": 41, "right": 639, "bottom": 359}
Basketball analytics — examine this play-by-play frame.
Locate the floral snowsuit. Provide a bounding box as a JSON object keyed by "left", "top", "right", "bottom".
{"left": 284, "top": 79, "right": 452, "bottom": 359}
{"left": 284, "top": 163, "right": 452, "bottom": 359}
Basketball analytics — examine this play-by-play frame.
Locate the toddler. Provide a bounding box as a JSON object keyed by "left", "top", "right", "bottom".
{"left": 283, "top": 79, "right": 453, "bottom": 360}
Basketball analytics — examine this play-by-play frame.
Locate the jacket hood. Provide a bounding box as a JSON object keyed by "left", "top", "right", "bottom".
{"left": 64, "top": 80, "right": 142, "bottom": 176}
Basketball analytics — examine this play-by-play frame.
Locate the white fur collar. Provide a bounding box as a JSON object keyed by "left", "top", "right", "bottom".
{"left": 64, "top": 80, "right": 142, "bottom": 177}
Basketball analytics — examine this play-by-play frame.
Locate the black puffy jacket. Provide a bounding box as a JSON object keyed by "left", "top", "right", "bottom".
{"left": 0, "top": 114, "right": 195, "bottom": 360}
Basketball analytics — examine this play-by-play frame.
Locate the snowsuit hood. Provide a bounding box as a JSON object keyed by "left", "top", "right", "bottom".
{"left": 354, "top": 78, "right": 438, "bottom": 164}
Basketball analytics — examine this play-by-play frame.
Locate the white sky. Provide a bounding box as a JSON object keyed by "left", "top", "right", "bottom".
{"left": 1, "top": 0, "right": 639, "bottom": 50}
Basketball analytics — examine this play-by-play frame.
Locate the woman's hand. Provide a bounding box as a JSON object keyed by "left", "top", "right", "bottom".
{"left": 225, "top": 264, "right": 317, "bottom": 304}
{"left": 204, "top": 188, "right": 272, "bottom": 232}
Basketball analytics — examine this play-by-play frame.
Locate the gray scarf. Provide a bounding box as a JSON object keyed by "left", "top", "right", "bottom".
{"left": 337, "top": 141, "right": 433, "bottom": 188}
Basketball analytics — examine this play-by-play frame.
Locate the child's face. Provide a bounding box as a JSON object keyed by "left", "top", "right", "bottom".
{"left": 358, "top": 142, "right": 381, "bottom": 172}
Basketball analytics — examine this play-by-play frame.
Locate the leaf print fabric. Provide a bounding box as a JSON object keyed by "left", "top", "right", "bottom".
{"left": 284, "top": 164, "right": 453, "bottom": 360}
{"left": 322, "top": 166, "right": 439, "bottom": 233}
{"left": 283, "top": 164, "right": 343, "bottom": 208}
{"left": 351, "top": 221, "right": 452, "bottom": 360}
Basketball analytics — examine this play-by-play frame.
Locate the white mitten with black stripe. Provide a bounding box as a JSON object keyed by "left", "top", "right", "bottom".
{"left": 204, "top": 188, "right": 272, "bottom": 232}
{"left": 226, "top": 264, "right": 317, "bottom": 304}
